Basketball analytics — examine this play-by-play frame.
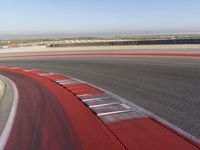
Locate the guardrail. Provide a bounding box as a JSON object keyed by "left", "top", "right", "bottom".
{"left": 47, "top": 39, "right": 200, "bottom": 47}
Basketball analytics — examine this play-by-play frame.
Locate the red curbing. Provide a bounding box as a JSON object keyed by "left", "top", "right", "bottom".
{"left": 0, "top": 66, "right": 200, "bottom": 150}
{"left": 62, "top": 83, "right": 103, "bottom": 96}
{"left": 0, "top": 68, "right": 124, "bottom": 150}
{"left": 24, "top": 70, "right": 47, "bottom": 74}
{"left": 45, "top": 74, "right": 70, "bottom": 81}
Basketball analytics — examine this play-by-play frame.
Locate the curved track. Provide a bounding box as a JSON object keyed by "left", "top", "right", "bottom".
{"left": 0, "top": 69, "right": 125, "bottom": 150}
{"left": 0, "top": 56, "right": 200, "bottom": 140}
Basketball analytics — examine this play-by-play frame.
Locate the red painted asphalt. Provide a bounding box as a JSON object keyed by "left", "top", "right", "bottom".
{"left": 0, "top": 69, "right": 123, "bottom": 150}
{"left": 109, "top": 118, "right": 199, "bottom": 150}
{"left": 0, "top": 71, "right": 81, "bottom": 150}
{"left": 1, "top": 53, "right": 200, "bottom": 59}
{"left": 0, "top": 67, "right": 199, "bottom": 150}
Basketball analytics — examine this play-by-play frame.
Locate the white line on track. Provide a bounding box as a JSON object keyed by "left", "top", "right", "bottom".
{"left": 97, "top": 109, "right": 134, "bottom": 116}
{"left": 89, "top": 102, "right": 121, "bottom": 108}
{"left": 82, "top": 97, "right": 108, "bottom": 102}
{"left": 0, "top": 77, "right": 19, "bottom": 150}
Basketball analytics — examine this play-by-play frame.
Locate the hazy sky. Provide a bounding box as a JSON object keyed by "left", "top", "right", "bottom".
{"left": 0, "top": 0, "right": 200, "bottom": 38}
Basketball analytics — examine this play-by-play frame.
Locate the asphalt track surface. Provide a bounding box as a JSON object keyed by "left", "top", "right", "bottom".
{"left": 0, "top": 56, "right": 200, "bottom": 140}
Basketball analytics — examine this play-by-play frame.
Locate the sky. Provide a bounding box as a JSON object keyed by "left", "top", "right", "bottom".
{"left": 0, "top": 0, "right": 200, "bottom": 39}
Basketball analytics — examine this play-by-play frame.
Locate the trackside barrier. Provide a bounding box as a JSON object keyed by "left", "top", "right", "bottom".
{"left": 48, "top": 39, "right": 200, "bottom": 47}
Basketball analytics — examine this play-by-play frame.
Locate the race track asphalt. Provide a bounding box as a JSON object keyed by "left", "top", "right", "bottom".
{"left": 0, "top": 56, "right": 200, "bottom": 139}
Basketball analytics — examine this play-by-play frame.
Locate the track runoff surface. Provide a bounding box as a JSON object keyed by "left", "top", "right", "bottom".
{"left": 0, "top": 68, "right": 124, "bottom": 150}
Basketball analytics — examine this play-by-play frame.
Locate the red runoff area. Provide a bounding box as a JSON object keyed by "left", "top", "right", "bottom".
{"left": 0, "top": 69, "right": 123, "bottom": 150}
{"left": 108, "top": 118, "right": 200, "bottom": 150}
